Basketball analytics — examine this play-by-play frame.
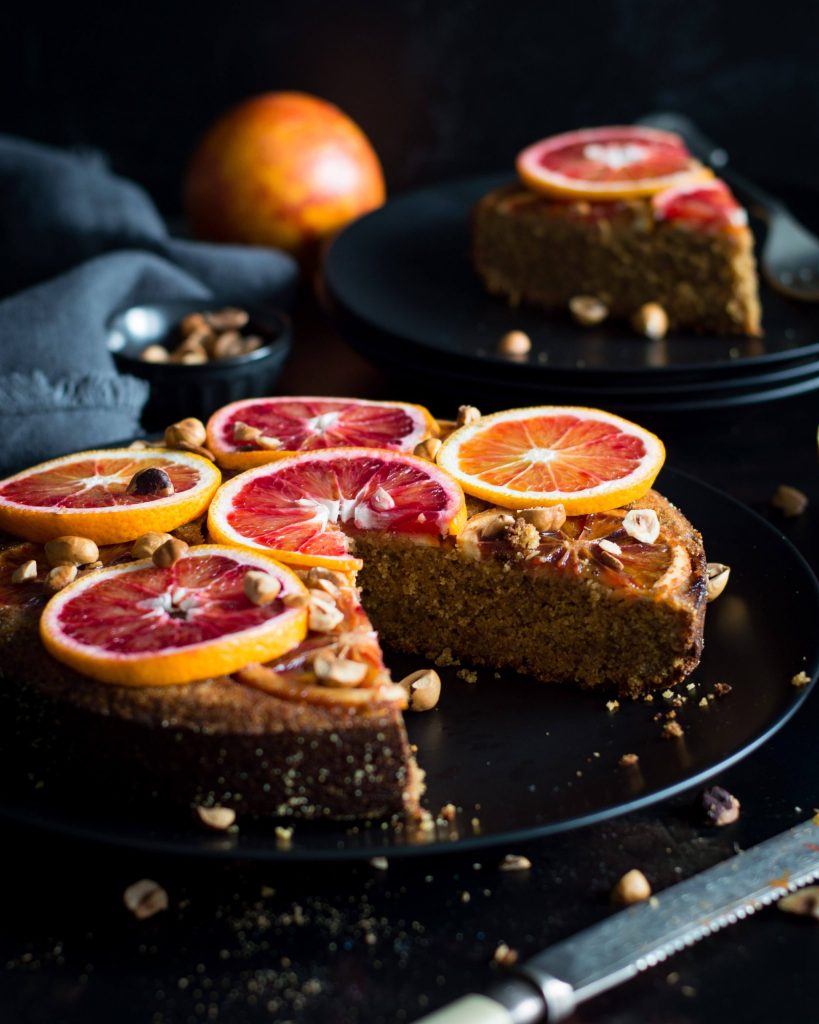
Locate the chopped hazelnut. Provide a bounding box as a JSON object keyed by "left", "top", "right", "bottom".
{"left": 11, "top": 559, "right": 38, "bottom": 583}
{"left": 456, "top": 405, "right": 481, "bottom": 428}
{"left": 706, "top": 563, "right": 731, "bottom": 602}
{"left": 44, "top": 535, "right": 99, "bottom": 567}
{"left": 493, "top": 943, "right": 519, "bottom": 966}
{"left": 123, "top": 879, "right": 168, "bottom": 920}
{"left": 196, "top": 805, "right": 236, "bottom": 831}
{"left": 398, "top": 669, "right": 442, "bottom": 711}
{"left": 569, "top": 295, "right": 609, "bottom": 326}
{"left": 632, "top": 302, "right": 669, "bottom": 340}
{"left": 413, "top": 437, "right": 442, "bottom": 461}
{"left": 662, "top": 720, "right": 684, "bottom": 739}
{"left": 791, "top": 671, "right": 811, "bottom": 688}
{"left": 45, "top": 564, "right": 78, "bottom": 592}
{"left": 497, "top": 330, "right": 532, "bottom": 356}
{"left": 701, "top": 785, "right": 740, "bottom": 826}
{"left": 243, "top": 570, "right": 282, "bottom": 606}
{"left": 152, "top": 538, "right": 188, "bottom": 568}
{"left": 611, "top": 869, "right": 652, "bottom": 905}
{"left": 623, "top": 508, "right": 660, "bottom": 545}
{"left": 771, "top": 484, "right": 809, "bottom": 518}
{"left": 619, "top": 753, "right": 639, "bottom": 767}
{"left": 499, "top": 854, "right": 532, "bottom": 872}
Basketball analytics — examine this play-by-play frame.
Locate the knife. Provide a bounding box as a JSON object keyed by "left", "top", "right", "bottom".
{"left": 415, "top": 815, "right": 819, "bottom": 1023}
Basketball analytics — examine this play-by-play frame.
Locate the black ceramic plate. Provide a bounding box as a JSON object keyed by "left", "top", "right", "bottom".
{"left": 1, "top": 469, "right": 817, "bottom": 861}
{"left": 324, "top": 174, "right": 819, "bottom": 390}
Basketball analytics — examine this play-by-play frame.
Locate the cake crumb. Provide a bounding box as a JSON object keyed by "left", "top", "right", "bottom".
{"left": 714, "top": 682, "right": 732, "bottom": 697}
{"left": 438, "top": 803, "right": 457, "bottom": 822}
{"left": 507, "top": 517, "right": 541, "bottom": 556}
{"left": 619, "top": 753, "right": 639, "bottom": 767}
{"left": 433, "top": 648, "right": 459, "bottom": 667}
{"left": 456, "top": 668, "right": 478, "bottom": 684}
{"left": 461, "top": 891, "right": 471, "bottom": 903}
{"left": 123, "top": 879, "right": 168, "bottom": 920}
{"left": 369, "top": 856, "right": 389, "bottom": 870}
{"left": 275, "top": 825, "right": 294, "bottom": 848}
{"left": 792, "top": 671, "right": 811, "bottom": 688}
{"left": 661, "top": 689, "right": 674, "bottom": 700}
{"left": 699, "top": 698, "right": 709, "bottom": 708}
{"left": 662, "top": 720, "right": 684, "bottom": 739}
{"left": 499, "top": 854, "right": 532, "bottom": 872}
{"left": 771, "top": 484, "right": 808, "bottom": 517}
{"left": 701, "top": 786, "right": 740, "bottom": 826}
{"left": 643, "top": 694, "right": 654, "bottom": 703}
{"left": 606, "top": 700, "right": 620, "bottom": 713}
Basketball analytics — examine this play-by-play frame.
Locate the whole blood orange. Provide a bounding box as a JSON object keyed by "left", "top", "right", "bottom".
{"left": 184, "top": 91, "right": 386, "bottom": 257}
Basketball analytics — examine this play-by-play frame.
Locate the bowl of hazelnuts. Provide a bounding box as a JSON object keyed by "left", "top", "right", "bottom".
{"left": 107, "top": 299, "right": 291, "bottom": 430}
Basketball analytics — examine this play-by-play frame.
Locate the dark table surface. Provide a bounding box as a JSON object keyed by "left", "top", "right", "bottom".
{"left": 2, "top": 296, "right": 818, "bottom": 1024}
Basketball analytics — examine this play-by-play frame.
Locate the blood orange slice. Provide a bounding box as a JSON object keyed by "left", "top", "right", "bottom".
{"left": 516, "top": 126, "right": 712, "bottom": 201}
{"left": 40, "top": 545, "right": 308, "bottom": 686}
{"left": 0, "top": 449, "right": 221, "bottom": 544}
{"left": 206, "top": 396, "right": 438, "bottom": 470}
{"left": 207, "top": 448, "right": 467, "bottom": 571}
{"left": 652, "top": 179, "right": 748, "bottom": 232}
{"left": 437, "top": 407, "right": 665, "bottom": 514}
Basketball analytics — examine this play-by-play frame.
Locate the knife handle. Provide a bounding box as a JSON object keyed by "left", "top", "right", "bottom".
{"left": 413, "top": 975, "right": 573, "bottom": 1024}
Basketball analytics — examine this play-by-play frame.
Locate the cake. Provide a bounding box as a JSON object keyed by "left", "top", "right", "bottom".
{"left": 472, "top": 126, "right": 761, "bottom": 337}
{"left": 0, "top": 400, "right": 710, "bottom": 823}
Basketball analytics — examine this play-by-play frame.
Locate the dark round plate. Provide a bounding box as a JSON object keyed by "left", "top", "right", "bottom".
{"left": 1, "top": 469, "right": 817, "bottom": 861}
{"left": 324, "top": 174, "right": 819, "bottom": 389}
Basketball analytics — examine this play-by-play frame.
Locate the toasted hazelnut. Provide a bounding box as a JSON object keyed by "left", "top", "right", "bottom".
{"left": 611, "top": 869, "right": 652, "bottom": 905}
{"left": 243, "top": 570, "right": 282, "bottom": 606}
{"left": 517, "top": 505, "right": 566, "bottom": 533}
{"left": 44, "top": 536, "right": 100, "bottom": 567}
{"left": 497, "top": 330, "right": 532, "bottom": 356}
{"left": 371, "top": 486, "right": 395, "bottom": 511}
{"left": 282, "top": 589, "right": 310, "bottom": 609}
{"left": 212, "top": 330, "right": 244, "bottom": 359}
{"left": 632, "top": 302, "right": 668, "bottom": 340}
{"left": 205, "top": 307, "right": 249, "bottom": 331}
{"left": 164, "top": 417, "right": 207, "bottom": 449}
{"left": 196, "top": 805, "right": 237, "bottom": 831}
{"left": 499, "top": 854, "right": 532, "bottom": 872}
{"left": 779, "top": 887, "right": 819, "bottom": 919}
{"left": 257, "top": 435, "right": 284, "bottom": 451}
{"left": 152, "top": 538, "right": 188, "bottom": 568}
{"left": 179, "top": 312, "right": 208, "bottom": 337}
{"left": 45, "top": 564, "right": 78, "bottom": 592}
{"left": 706, "top": 563, "right": 731, "bottom": 602}
{"left": 140, "top": 344, "right": 170, "bottom": 363}
{"left": 623, "top": 508, "right": 660, "bottom": 544}
{"left": 233, "top": 421, "right": 263, "bottom": 444}
{"left": 569, "top": 295, "right": 609, "bottom": 326}
{"left": 131, "top": 532, "right": 174, "bottom": 560}
{"left": 176, "top": 442, "right": 216, "bottom": 461}
{"left": 11, "top": 559, "right": 38, "bottom": 583}
{"left": 399, "top": 669, "right": 441, "bottom": 712}
{"left": 123, "top": 879, "right": 168, "bottom": 920}
{"left": 413, "top": 437, "right": 442, "bottom": 461}
{"left": 313, "top": 653, "right": 368, "bottom": 687}
{"left": 176, "top": 349, "right": 208, "bottom": 365}
{"left": 126, "top": 467, "right": 174, "bottom": 498}
{"left": 771, "top": 484, "right": 808, "bottom": 518}
{"left": 493, "top": 943, "right": 519, "bottom": 966}
{"left": 792, "top": 671, "right": 811, "bottom": 688}
{"left": 242, "top": 335, "right": 264, "bottom": 353}
{"left": 177, "top": 332, "right": 211, "bottom": 357}
{"left": 456, "top": 405, "right": 481, "bottom": 428}
{"left": 308, "top": 592, "right": 345, "bottom": 633}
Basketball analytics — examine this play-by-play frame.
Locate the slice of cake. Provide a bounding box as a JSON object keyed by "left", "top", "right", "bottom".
{"left": 472, "top": 126, "right": 761, "bottom": 337}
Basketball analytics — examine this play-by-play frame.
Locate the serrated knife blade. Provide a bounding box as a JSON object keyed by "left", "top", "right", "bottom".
{"left": 415, "top": 816, "right": 819, "bottom": 1024}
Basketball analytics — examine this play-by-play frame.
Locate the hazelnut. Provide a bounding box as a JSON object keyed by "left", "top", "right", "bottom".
{"left": 499, "top": 854, "right": 532, "bottom": 871}
{"left": 152, "top": 538, "right": 188, "bottom": 568}
{"left": 770, "top": 484, "right": 808, "bottom": 518}
{"left": 205, "top": 307, "right": 249, "bottom": 331}
{"left": 497, "top": 330, "right": 532, "bottom": 356}
{"left": 131, "top": 532, "right": 174, "bottom": 560}
{"left": 632, "top": 302, "right": 669, "bottom": 340}
{"left": 779, "top": 887, "right": 819, "bottom": 919}
{"left": 282, "top": 589, "right": 310, "bottom": 609}
{"left": 11, "top": 559, "right": 38, "bottom": 583}
{"left": 706, "top": 563, "right": 731, "bottom": 602}
{"left": 44, "top": 536, "right": 99, "bottom": 567}
{"left": 140, "top": 344, "right": 170, "bottom": 363}
{"left": 175, "top": 349, "right": 208, "bottom": 365}
{"left": 179, "top": 312, "right": 208, "bottom": 337}
{"left": 126, "top": 467, "right": 174, "bottom": 498}
{"left": 308, "top": 592, "right": 345, "bottom": 632}
{"left": 176, "top": 442, "right": 216, "bottom": 461}
{"left": 413, "top": 437, "right": 442, "bottom": 461}
{"left": 123, "top": 879, "right": 168, "bottom": 920}
{"left": 45, "top": 564, "right": 78, "bottom": 592}
{"left": 256, "top": 435, "right": 284, "bottom": 451}
{"left": 623, "top": 508, "right": 660, "bottom": 545}
{"left": 611, "top": 869, "right": 652, "bottom": 905}
{"left": 196, "top": 805, "right": 236, "bottom": 831}
{"left": 233, "top": 421, "right": 262, "bottom": 444}
{"left": 164, "top": 417, "right": 207, "bottom": 450}
{"left": 243, "top": 570, "right": 282, "bottom": 606}
{"left": 456, "top": 405, "right": 481, "bottom": 428}
{"left": 517, "top": 505, "right": 566, "bottom": 533}
{"left": 399, "top": 669, "right": 441, "bottom": 711}
{"left": 211, "top": 330, "right": 244, "bottom": 359}
{"left": 313, "top": 653, "right": 368, "bottom": 687}
{"left": 242, "top": 335, "right": 264, "bottom": 353}
{"left": 569, "top": 295, "right": 609, "bottom": 326}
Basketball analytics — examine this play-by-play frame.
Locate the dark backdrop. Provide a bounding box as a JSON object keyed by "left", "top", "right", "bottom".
{"left": 2, "top": 1, "right": 818, "bottom": 214}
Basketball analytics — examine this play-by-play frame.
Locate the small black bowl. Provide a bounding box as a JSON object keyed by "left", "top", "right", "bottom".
{"left": 107, "top": 299, "right": 292, "bottom": 431}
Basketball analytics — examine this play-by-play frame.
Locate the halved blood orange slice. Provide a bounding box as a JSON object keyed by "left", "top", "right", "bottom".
{"left": 516, "top": 126, "right": 713, "bottom": 201}
{"left": 40, "top": 545, "right": 308, "bottom": 686}
{"left": 652, "top": 179, "right": 748, "bottom": 232}
{"left": 206, "top": 396, "right": 438, "bottom": 470}
{"left": 0, "top": 449, "right": 221, "bottom": 544}
{"left": 437, "top": 407, "right": 665, "bottom": 514}
{"left": 207, "top": 448, "right": 467, "bottom": 571}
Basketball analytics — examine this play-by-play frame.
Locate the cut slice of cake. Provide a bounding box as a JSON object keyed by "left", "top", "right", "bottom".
{"left": 472, "top": 126, "right": 761, "bottom": 336}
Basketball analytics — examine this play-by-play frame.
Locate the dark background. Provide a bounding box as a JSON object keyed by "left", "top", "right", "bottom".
{"left": 3, "top": 0, "right": 818, "bottom": 215}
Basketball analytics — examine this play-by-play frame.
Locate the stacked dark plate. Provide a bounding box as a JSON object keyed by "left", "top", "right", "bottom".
{"left": 324, "top": 174, "right": 819, "bottom": 413}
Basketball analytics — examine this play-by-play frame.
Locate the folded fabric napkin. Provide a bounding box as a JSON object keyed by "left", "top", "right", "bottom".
{"left": 0, "top": 134, "right": 298, "bottom": 474}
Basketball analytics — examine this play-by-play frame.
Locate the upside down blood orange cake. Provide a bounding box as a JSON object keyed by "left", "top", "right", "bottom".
{"left": 472, "top": 126, "right": 761, "bottom": 336}
{"left": 0, "top": 397, "right": 710, "bottom": 822}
